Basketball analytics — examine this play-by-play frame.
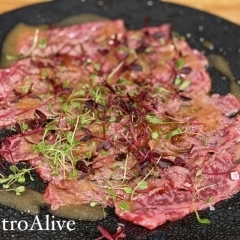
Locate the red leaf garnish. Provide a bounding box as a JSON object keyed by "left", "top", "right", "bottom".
{"left": 14, "top": 123, "right": 22, "bottom": 134}
{"left": 11, "top": 140, "right": 21, "bottom": 150}
{"left": 2, "top": 138, "right": 11, "bottom": 149}
{"left": 81, "top": 127, "right": 93, "bottom": 135}
{"left": 103, "top": 141, "right": 111, "bottom": 151}
{"left": 80, "top": 135, "right": 94, "bottom": 142}
{"left": 97, "top": 226, "right": 114, "bottom": 240}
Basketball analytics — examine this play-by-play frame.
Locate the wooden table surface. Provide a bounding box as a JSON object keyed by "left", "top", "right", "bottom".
{"left": 0, "top": 0, "right": 239, "bottom": 26}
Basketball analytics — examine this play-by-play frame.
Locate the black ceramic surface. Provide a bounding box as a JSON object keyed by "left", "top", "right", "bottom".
{"left": 0, "top": 0, "right": 240, "bottom": 239}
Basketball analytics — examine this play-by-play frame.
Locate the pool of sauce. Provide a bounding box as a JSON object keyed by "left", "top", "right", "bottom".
{"left": 51, "top": 204, "right": 106, "bottom": 220}
{"left": 0, "top": 14, "right": 108, "bottom": 221}
{"left": 208, "top": 54, "right": 240, "bottom": 98}
{"left": 0, "top": 186, "right": 45, "bottom": 215}
{"left": 0, "top": 23, "right": 48, "bottom": 68}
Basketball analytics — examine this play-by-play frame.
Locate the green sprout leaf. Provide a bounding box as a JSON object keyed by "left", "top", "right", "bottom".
{"left": 0, "top": 178, "right": 9, "bottom": 184}
{"left": 179, "top": 80, "right": 191, "bottom": 91}
{"left": 108, "top": 116, "right": 117, "bottom": 122}
{"left": 174, "top": 77, "right": 182, "bottom": 85}
{"left": 85, "top": 151, "right": 92, "bottom": 159}
{"left": 146, "top": 115, "right": 163, "bottom": 124}
{"left": 9, "top": 166, "right": 19, "bottom": 173}
{"left": 145, "top": 47, "right": 153, "bottom": 53}
{"left": 155, "top": 87, "right": 169, "bottom": 93}
{"left": 6, "top": 55, "right": 19, "bottom": 61}
{"left": 195, "top": 169, "right": 202, "bottom": 177}
{"left": 195, "top": 210, "right": 211, "bottom": 224}
{"left": 17, "top": 175, "right": 25, "bottom": 183}
{"left": 0, "top": 165, "right": 34, "bottom": 195}
{"left": 106, "top": 187, "right": 117, "bottom": 201}
{"left": 38, "top": 38, "right": 47, "bottom": 49}
{"left": 123, "top": 186, "right": 133, "bottom": 194}
{"left": 119, "top": 200, "right": 130, "bottom": 211}
{"left": 166, "top": 127, "right": 183, "bottom": 140}
{"left": 138, "top": 181, "right": 148, "bottom": 190}
{"left": 90, "top": 201, "right": 98, "bottom": 207}
{"left": 94, "top": 63, "right": 100, "bottom": 71}
{"left": 176, "top": 59, "right": 185, "bottom": 69}
{"left": 151, "top": 132, "right": 159, "bottom": 139}
{"left": 15, "top": 186, "right": 25, "bottom": 196}
{"left": 21, "top": 123, "right": 29, "bottom": 131}
{"left": 62, "top": 102, "right": 70, "bottom": 113}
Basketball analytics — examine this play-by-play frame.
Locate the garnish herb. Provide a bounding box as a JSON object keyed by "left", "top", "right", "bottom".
{"left": 179, "top": 80, "right": 191, "bottom": 91}
{"left": 174, "top": 77, "right": 182, "bottom": 85}
{"left": 195, "top": 210, "right": 211, "bottom": 224}
{"left": 166, "top": 127, "right": 183, "bottom": 140}
{"left": 176, "top": 59, "right": 185, "bottom": 69}
{"left": 119, "top": 200, "right": 130, "bottom": 211}
{"left": 174, "top": 76, "right": 191, "bottom": 91}
{"left": 0, "top": 165, "right": 34, "bottom": 195}
{"left": 146, "top": 115, "right": 163, "bottom": 124}
{"left": 34, "top": 116, "right": 80, "bottom": 178}
{"left": 192, "top": 169, "right": 214, "bottom": 224}
{"left": 21, "top": 123, "right": 29, "bottom": 131}
{"left": 151, "top": 132, "right": 159, "bottom": 139}
{"left": 38, "top": 37, "right": 47, "bottom": 49}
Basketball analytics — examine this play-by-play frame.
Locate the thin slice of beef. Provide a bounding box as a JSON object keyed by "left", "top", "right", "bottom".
{"left": 0, "top": 20, "right": 239, "bottom": 231}
{"left": 17, "top": 20, "right": 127, "bottom": 58}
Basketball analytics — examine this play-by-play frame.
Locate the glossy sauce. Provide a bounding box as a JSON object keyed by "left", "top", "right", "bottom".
{"left": 51, "top": 204, "right": 106, "bottom": 220}
{"left": 0, "top": 186, "right": 45, "bottom": 215}
{"left": 208, "top": 54, "right": 240, "bottom": 97}
{"left": 1, "top": 23, "right": 48, "bottom": 68}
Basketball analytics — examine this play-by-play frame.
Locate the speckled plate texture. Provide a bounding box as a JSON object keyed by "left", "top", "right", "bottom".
{"left": 0, "top": 0, "right": 240, "bottom": 239}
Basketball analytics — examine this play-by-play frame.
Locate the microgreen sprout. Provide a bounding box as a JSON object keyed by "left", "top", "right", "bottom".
{"left": 194, "top": 210, "right": 211, "bottom": 224}
{"left": 119, "top": 200, "right": 131, "bottom": 211}
{"left": 130, "top": 156, "right": 162, "bottom": 200}
{"left": 146, "top": 115, "right": 163, "bottom": 124}
{"left": 151, "top": 132, "right": 159, "bottom": 139}
{"left": 179, "top": 80, "right": 191, "bottom": 91}
{"left": 21, "top": 123, "right": 29, "bottom": 131}
{"left": 38, "top": 37, "right": 47, "bottom": 49}
{"left": 166, "top": 127, "right": 184, "bottom": 140}
{"left": 89, "top": 200, "right": 106, "bottom": 218}
{"left": 176, "top": 59, "right": 185, "bottom": 69}
{"left": 34, "top": 116, "right": 81, "bottom": 178}
{"left": 192, "top": 169, "right": 216, "bottom": 224}
{"left": 0, "top": 165, "right": 34, "bottom": 195}
{"left": 174, "top": 77, "right": 191, "bottom": 91}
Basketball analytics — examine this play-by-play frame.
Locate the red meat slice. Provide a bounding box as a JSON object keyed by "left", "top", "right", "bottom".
{"left": 17, "top": 19, "right": 126, "bottom": 58}
{"left": 44, "top": 179, "right": 109, "bottom": 210}
{"left": 43, "top": 94, "right": 240, "bottom": 229}
{"left": 0, "top": 20, "right": 238, "bottom": 231}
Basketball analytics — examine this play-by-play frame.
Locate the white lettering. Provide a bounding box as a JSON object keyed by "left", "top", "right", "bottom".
{"left": 56, "top": 220, "right": 66, "bottom": 231}
{"left": 18, "top": 221, "right": 28, "bottom": 231}
{"left": 2, "top": 219, "right": 9, "bottom": 230}
{"left": 1, "top": 215, "right": 76, "bottom": 232}
{"left": 10, "top": 221, "right": 17, "bottom": 230}
{"left": 30, "top": 215, "right": 43, "bottom": 230}
{"left": 66, "top": 220, "right": 75, "bottom": 231}
{"left": 51, "top": 216, "right": 55, "bottom": 230}
{"left": 45, "top": 215, "right": 50, "bottom": 230}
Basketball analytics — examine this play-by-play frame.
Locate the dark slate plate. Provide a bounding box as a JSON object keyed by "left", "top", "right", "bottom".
{"left": 0, "top": 0, "right": 240, "bottom": 239}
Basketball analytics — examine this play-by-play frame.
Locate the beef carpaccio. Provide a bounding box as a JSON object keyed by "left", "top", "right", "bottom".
{"left": 0, "top": 19, "right": 240, "bottom": 230}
